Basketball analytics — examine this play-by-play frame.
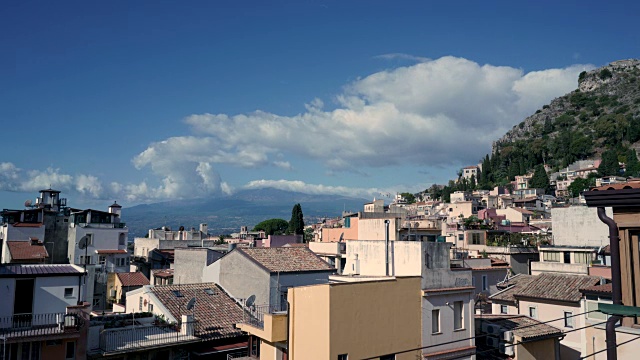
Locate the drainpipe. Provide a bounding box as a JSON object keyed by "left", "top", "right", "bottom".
{"left": 597, "top": 207, "right": 622, "bottom": 360}
{"left": 384, "top": 220, "right": 390, "bottom": 276}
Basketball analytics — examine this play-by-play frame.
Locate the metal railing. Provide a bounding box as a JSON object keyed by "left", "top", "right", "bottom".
{"left": 241, "top": 303, "right": 287, "bottom": 330}
{"left": 99, "top": 321, "right": 200, "bottom": 354}
{"left": 0, "top": 313, "right": 82, "bottom": 339}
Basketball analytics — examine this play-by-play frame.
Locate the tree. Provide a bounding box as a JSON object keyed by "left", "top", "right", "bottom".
{"left": 530, "top": 164, "right": 550, "bottom": 192}
{"left": 625, "top": 148, "right": 640, "bottom": 177}
{"left": 568, "top": 177, "right": 595, "bottom": 197}
{"left": 253, "top": 219, "right": 289, "bottom": 236}
{"left": 288, "top": 203, "right": 305, "bottom": 235}
{"left": 399, "top": 192, "right": 416, "bottom": 204}
{"left": 599, "top": 149, "right": 620, "bottom": 176}
{"left": 303, "top": 227, "right": 314, "bottom": 243}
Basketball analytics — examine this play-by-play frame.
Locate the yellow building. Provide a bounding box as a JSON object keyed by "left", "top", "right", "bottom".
{"left": 237, "top": 276, "right": 422, "bottom": 360}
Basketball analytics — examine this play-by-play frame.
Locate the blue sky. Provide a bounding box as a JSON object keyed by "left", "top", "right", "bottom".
{"left": 1, "top": 0, "right": 639, "bottom": 208}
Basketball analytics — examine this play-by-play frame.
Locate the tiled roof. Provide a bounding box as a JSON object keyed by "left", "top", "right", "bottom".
{"left": 580, "top": 283, "right": 612, "bottom": 295}
{"left": 514, "top": 274, "right": 600, "bottom": 303}
{"left": 0, "top": 264, "right": 83, "bottom": 277}
{"left": 150, "top": 283, "right": 244, "bottom": 340}
{"left": 491, "top": 274, "right": 535, "bottom": 304}
{"left": 117, "top": 272, "right": 149, "bottom": 287}
{"left": 7, "top": 241, "right": 48, "bottom": 260}
{"left": 96, "top": 249, "right": 128, "bottom": 254}
{"left": 477, "top": 315, "right": 563, "bottom": 340}
{"left": 239, "top": 247, "right": 334, "bottom": 273}
{"left": 151, "top": 269, "right": 174, "bottom": 278}
{"left": 602, "top": 245, "right": 611, "bottom": 255}
{"left": 11, "top": 222, "right": 43, "bottom": 228}
{"left": 591, "top": 181, "right": 640, "bottom": 191}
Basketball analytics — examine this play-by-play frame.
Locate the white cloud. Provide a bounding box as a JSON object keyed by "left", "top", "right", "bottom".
{"left": 134, "top": 56, "right": 593, "bottom": 196}
{"left": 2, "top": 56, "right": 596, "bottom": 204}
{"left": 374, "top": 53, "right": 431, "bottom": 62}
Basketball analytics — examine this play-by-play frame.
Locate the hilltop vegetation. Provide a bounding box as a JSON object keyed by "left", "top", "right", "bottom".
{"left": 427, "top": 59, "right": 640, "bottom": 201}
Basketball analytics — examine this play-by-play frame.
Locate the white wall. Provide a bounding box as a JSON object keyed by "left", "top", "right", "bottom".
{"left": 422, "top": 291, "right": 475, "bottom": 357}
{"left": 343, "top": 240, "right": 422, "bottom": 276}
{"left": 552, "top": 207, "right": 612, "bottom": 247}
{"left": 68, "top": 226, "right": 128, "bottom": 264}
{"left": 0, "top": 275, "right": 81, "bottom": 319}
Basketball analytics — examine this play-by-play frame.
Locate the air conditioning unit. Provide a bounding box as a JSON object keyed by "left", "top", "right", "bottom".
{"left": 481, "top": 323, "right": 502, "bottom": 335}
{"left": 499, "top": 342, "right": 515, "bottom": 356}
{"left": 486, "top": 336, "right": 500, "bottom": 348}
{"left": 503, "top": 330, "right": 514, "bottom": 343}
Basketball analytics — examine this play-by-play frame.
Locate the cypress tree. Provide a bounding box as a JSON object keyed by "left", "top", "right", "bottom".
{"left": 288, "top": 203, "right": 305, "bottom": 235}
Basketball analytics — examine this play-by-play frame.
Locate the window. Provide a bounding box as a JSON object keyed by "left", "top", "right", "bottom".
{"left": 93, "top": 298, "right": 100, "bottom": 307}
{"left": 119, "top": 233, "right": 126, "bottom": 246}
{"left": 338, "top": 355, "right": 348, "bottom": 360}
{"left": 471, "top": 233, "right": 482, "bottom": 245}
{"left": 564, "top": 311, "right": 574, "bottom": 328}
{"left": 64, "top": 288, "right": 73, "bottom": 298}
{"left": 380, "top": 355, "right": 395, "bottom": 360}
{"left": 482, "top": 275, "right": 488, "bottom": 291}
{"left": 575, "top": 252, "right": 590, "bottom": 264}
{"left": 139, "top": 297, "right": 143, "bottom": 311}
{"left": 458, "top": 234, "right": 464, "bottom": 241}
{"left": 529, "top": 306, "right": 537, "bottom": 319}
{"left": 86, "top": 234, "right": 93, "bottom": 246}
{"left": 99, "top": 256, "right": 106, "bottom": 265}
{"left": 344, "top": 217, "right": 351, "bottom": 228}
{"left": 148, "top": 303, "right": 154, "bottom": 312}
{"left": 432, "top": 309, "right": 440, "bottom": 334}
{"left": 65, "top": 341, "right": 75, "bottom": 360}
{"left": 543, "top": 251, "right": 560, "bottom": 262}
{"left": 501, "top": 305, "right": 508, "bottom": 314}
{"left": 454, "top": 301, "right": 464, "bottom": 330}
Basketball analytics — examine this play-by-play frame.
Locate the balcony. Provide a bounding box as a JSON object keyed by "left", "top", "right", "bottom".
{"left": 98, "top": 318, "right": 201, "bottom": 355}
{"left": 0, "top": 313, "right": 82, "bottom": 340}
{"left": 531, "top": 261, "right": 588, "bottom": 276}
{"left": 237, "top": 304, "right": 287, "bottom": 343}
{"left": 309, "top": 241, "right": 346, "bottom": 256}
{"left": 75, "top": 222, "right": 127, "bottom": 229}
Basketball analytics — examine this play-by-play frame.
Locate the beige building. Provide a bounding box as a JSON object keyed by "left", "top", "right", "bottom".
{"left": 531, "top": 245, "right": 598, "bottom": 276}
{"left": 237, "top": 276, "right": 423, "bottom": 360}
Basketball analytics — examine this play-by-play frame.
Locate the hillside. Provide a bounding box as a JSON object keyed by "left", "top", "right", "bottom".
{"left": 123, "top": 188, "right": 368, "bottom": 238}
{"left": 427, "top": 59, "right": 640, "bottom": 200}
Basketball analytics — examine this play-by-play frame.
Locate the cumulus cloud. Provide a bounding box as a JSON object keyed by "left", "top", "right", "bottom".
{"left": 134, "top": 56, "right": 592, "bottom": 198}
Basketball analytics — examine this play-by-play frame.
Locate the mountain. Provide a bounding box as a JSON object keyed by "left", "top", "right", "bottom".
{"left": 123, "top": 188, "right": 368, "bottom": 238}
{"left": 426, "top": 59, "right": 640, "bottom": 200}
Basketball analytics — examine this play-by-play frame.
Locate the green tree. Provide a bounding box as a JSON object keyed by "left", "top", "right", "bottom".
{"left": 530, "top": 164, "right": 550, "bottom": 192}
{"left": 303, "top": 227, "right": 314, "bottom": 243}
{"left": 568, "top": 177, "right": 596, "bottom": 197}
{"left": 253, "top": 219, "right": 289, "bottom": 236}
{"left": 625, "top": 148, "right": 640, "bottom": 177}
{"left": 288, "top": 203, "right": 305, "bottom": 235}
{"left": 599, "top": 149, "right": 620, "bottom": 176}
{"left": 399, "top": 192, "right": 416, "bottom": 204}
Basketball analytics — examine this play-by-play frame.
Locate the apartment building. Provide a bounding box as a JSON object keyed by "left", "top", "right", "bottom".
{"left": 237, "top": 276, "right": 423, "bottom": 360}
{"left": 0, "top": 264, "right": 88, "bottom": 360}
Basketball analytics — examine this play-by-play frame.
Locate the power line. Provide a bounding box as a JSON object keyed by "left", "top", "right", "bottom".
{"left": 578, "top": 333, "right": 640, "bottom": 359}
{"left": 361, "top": 310, "right": 598, "bottom": 359}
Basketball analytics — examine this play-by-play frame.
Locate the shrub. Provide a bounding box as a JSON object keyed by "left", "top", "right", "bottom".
{"left": 599, "top": 68, "right": 613, "bottom": 80}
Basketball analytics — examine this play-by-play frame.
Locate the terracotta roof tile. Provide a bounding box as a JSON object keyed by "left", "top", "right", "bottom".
{"left": 580, "top": 283, "right": 612, "bottom": 295}
{"left": 239, "top": 247, "right": 334, "bottom": 272}
{"left": 514, "top": 273, "right": 600, "bottom": 302}
{"left": 477, "top": 315, "right": 563, "bottom": 340}
{"left": 11, "top": 222, "right": 43, "bottom": 228}
{"left": 116, "top": 272, "right": 149, "bottom": 287}
{"left": 591, "top": 181, "right": 640, "bottom": 191}
{"left": 150, "top": 283, "right": 244, "bottom": 340}
{"left": 7, "top": 241, "right": 48, "bottom": 260}
{"left": 491, "top": 274, "right": 535, "bottom": 304}
{"left": 151, "top": 269, "right": 174, "bottom": 278}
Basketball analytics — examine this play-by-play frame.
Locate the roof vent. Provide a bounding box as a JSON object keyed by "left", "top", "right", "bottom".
{"left": 172, "top": 290, "right": 183, "bottom": 298}
{"left": 204, "top": 288, "right": 216, "bottom": 296}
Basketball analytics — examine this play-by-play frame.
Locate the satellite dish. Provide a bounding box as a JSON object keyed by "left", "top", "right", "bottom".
{"left": 24, "top": 199, "right": 32, "bottom": 208}
{"left": 245, "top": 295, "right": 256, "bottom": 308}
{"left": 186, "top": 297, "right": 196, "bottom": 310}
{"left": 78, "top": 236, "right": 89, "bottom": 250}
{"left": 338, "top": 233, "right": 344, "bottom": 242}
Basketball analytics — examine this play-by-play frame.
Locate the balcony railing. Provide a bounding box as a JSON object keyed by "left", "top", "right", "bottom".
{"left": 0, "top": 313, "right": 82, "bottom": 339}
{"left": 99, "top": 321, "right": 200, "bottom": 354}
{"left": 241, "top": 304, "right": 287, "bottom": 330}
{"left": 227, "top": 350, "right": 250, "bottom": 360}
{"left": 76, "top": 222, "right": 126, "bottom": 229}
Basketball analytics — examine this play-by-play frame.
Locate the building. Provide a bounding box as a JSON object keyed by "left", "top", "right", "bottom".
{"left": 209, "top": 247, "right": 335, "bottom": 309}
{"left": 582, "top": 181, "right": 640, "bottom": 358}
{"left": 531, "top": 245, "right": 598, "bottom": 275}
{"left": 462, "top": 165, "right": 479, "bottom": 181}
{"left": 0, "top": 264, "right": 88, "bottom": 360}
{"left": 491, "top": 273, "right": 600, "bottom": 358}
{"left": 551, "top": 206, "right": 612, "bottom": 248}
{"left": 490, "top": 274, "right": 535, "bottom": 316}
{"left": 106, "top": 271, "right": 149, "bottom": 308}
{"left": 2, "top": 238, "right": 49, "bottom": 264}
{"left": 475, "top": 314, "right": 564, "bottom": 359}
{"left": 96, "top": 282, "right": 247, "bottom": 359}
{"left": 172, "top": 247, "right": 224, "bottom": 284}
{"left": 237, "top": 276, "right": 423, "bottom": 360}
{"left": 342, "top": 241, "right": 476, "bottom": 359}
{"left": 150, "top": 268, "right": 174, "bottom": 286}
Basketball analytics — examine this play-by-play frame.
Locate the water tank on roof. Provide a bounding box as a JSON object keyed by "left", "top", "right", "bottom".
{"left": 501, "top": 220, "right": 511, "bottom": 226}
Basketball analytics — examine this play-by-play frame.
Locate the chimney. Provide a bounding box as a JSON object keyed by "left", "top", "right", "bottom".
{"left": 30, "top": 237, "right": 39, "bottom": 245}
{"left": 181, "top": 315, "right": 194, "bottom": 336}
